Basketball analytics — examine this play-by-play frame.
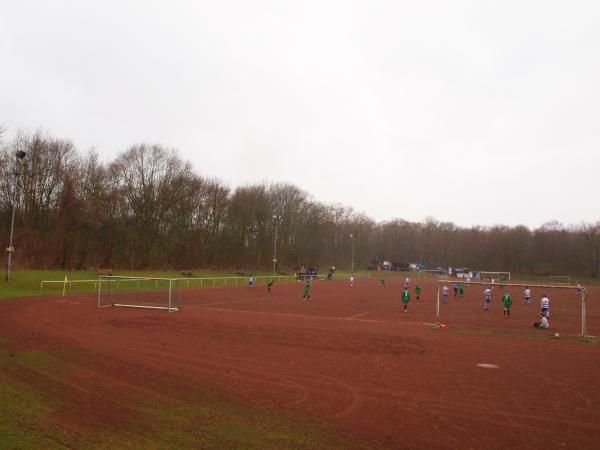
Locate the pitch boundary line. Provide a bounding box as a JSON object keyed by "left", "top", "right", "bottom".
{"left": 344, "top": 311, "right": 372, "bottom": 320}
{"left": 203, "top": 306, "right": 432, "bottom": 327}
{"left": 201, "top": 296, "right": 280, "bottom": 307}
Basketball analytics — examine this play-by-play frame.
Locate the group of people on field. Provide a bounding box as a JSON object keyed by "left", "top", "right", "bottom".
{"left": 248, "top": 273, "right": 572, "bottom": 330}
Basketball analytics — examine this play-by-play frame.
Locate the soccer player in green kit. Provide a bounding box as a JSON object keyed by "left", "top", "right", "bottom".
{"left": 380, "top": 276, "right": 385, "bottom": 288}
{"left": 302, "top": 279, "right": 312, "bottom": 301}
{"left": 503, "top": 291, "right": 512, "bottom": 318}
{"left": 415, "top": 284, "right": 422, "bottom": 300}
{"left": 402, "top": 288, "right": 410, "bottom": 312}
{"left": 458, "top": 284, "right": 465, "bottom": 300}
{"left": 267, "top": 279, "right": 274, "bottom": 293}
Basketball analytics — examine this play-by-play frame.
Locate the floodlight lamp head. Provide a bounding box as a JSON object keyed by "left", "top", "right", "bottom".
{"left": 16, "top": 150, "right": 27, "bottom": 160}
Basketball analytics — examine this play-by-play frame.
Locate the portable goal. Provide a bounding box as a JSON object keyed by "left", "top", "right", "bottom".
{"left": 548, "top": 275, "right": 572, "bottom": 284}
{"left": 478, "top": 271, "right": 511, "bottom": 281}
{"left": 434, "top": 279, "right": 589, "bottom": 338}
{"left": 97, "top": 276, "right": 182, "bottom": 312}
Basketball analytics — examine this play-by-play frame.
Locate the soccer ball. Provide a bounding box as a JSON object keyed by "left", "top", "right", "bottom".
{"left": 554, "top": 333, "right": 560, "bottom": 338}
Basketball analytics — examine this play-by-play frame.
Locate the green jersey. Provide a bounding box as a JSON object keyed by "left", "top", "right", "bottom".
{"left": 304, "top": 283, "right": 311, "bottom": 295}
{"left": 267, "top": 280, "right": 273, "bottom": 287}
{"left": 380, "top": 277, "right": 385, "bottom": 284}
{"left": 458, "top": 285, "right": 464, "bottom": 294}
{"left": 415, "top": 285, "right": 422, "bottom": 294}
{"left": 502, "top": 294, "right": 512, "bottom": 308}
{"left": 402, "top": 290, "right": 410, "bottom": 304}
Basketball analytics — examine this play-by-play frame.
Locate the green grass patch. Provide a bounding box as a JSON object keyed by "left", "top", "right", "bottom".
{"left": 0, "top": 343, "right": 81, "bottom": 449}
{"left": 0, "top": 338, "right": 351, "bottom": 449}
{"left": 0, "top": 270, "right": 302, "bottom": 302}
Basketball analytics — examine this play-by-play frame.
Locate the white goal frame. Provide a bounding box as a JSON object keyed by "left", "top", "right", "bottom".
{"left": 97, "top": 275, "right": 182, "bottom": 312}
{"left": 478, "top": 271, "right": 511, "bottom": 281}
{"left": 434, "top": 279, "right": 589, "bottom": 338}
{"left": 548, "top": 275, "right": 572, "bottom": 284}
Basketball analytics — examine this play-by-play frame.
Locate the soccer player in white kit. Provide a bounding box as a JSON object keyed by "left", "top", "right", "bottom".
{"left": 524, "top": 287, "right": 531, "bottom": 305}
{"left": 483, "top": 287, "right": 493, "bottom": 311}
{"left": 349, "top": 275, "right": 355, "bottom": 287}
{"left": 442, "top": 285, "right": 449, "bottom": 303}
{"left": 540, "top": 294, "right": 550, "bottom": 318}
{"left": 405, "top": 277, "right": 410, "bottom": 288}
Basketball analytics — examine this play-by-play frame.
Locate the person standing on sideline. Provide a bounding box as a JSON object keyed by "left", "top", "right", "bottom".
{"left": 303, "top": 279, "right": 312, "bottom": 301}
{"left": 502, "top": 291, "right": 512, "bottom": 318}
{"left": 442, "top": 285, "right": 449, "bottom": 303}
{"left": 249, "top": 274, "right": 254, "bottom": 289}
{"left": 402, "top": 288, "right": 411, "bottom": 313}
{"left": 483, "top": 287, "right": 493, "bottom": 311}
{"left": 415, "top": 284, "right": 422, "bottom": 300}
{"left": 524, "top": 286, "right": 531, "bottom": 305}
{"left": 541, "top": 294, "right": 550, "bottom": 318}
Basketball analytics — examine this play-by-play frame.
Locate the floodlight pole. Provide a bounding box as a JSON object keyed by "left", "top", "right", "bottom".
{"left": 5, "top": 150, "right": 26, "bottom": 282}
{"left": 350, "top": 233, "right": 355, "bottom": 273}
{"left": 272, "top": 215, "right": 280, "bottom": 275}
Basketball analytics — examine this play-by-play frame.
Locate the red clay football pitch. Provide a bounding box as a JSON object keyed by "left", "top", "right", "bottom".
{"left": 1, "top": 277, "right": 599, "bottom": 449}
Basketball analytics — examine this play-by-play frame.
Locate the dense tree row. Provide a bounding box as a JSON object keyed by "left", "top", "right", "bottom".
{"left": 1, "top": 129, "right": 599, "bottom": 277}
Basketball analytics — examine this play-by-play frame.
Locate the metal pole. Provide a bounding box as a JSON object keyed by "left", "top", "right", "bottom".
{"left": 436, "top": 285, "right": 440, "bottom": 324}
{"left": 273, "top": 220, "right": 278, "bottom": 275}
{"left": 97, "top": 277, "right": 101, "bottom": 308}
{"left": 5, "top": 171, "right": 19, "bottom": 282}
{"left": 350, "top": 234, "right": 355, "bottom": 273}
{"left": 582, "top": 288, "right": 587, "bottom": 338}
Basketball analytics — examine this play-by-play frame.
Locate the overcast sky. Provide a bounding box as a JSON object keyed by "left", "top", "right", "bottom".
{"left": 1, "top": 1, "right": 599, "bottom": 228}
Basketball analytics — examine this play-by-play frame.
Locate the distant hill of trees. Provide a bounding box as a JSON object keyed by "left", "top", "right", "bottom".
{"left": 1, "top": 129, "right": 599, "bottom": 278}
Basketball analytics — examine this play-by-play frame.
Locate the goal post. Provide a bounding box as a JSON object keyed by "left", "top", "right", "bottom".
{"left": 97, "top": 275, "right": 182, "bottom": 312}
{"left": 434, "top": 279, "right": 588, "bottom": 338}
{"left": 478, "top": 271, "right": 511, "bottom": 281}
{"left": 548, "top": 275, "right": 572, "bottom": 284}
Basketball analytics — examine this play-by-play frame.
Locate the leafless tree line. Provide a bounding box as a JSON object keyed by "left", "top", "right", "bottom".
{"left": 1, "top": 129, "right": 599, "bottom": 277}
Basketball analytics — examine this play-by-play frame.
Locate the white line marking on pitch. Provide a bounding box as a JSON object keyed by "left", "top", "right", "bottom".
{"left": 477, "top": 363, "right": 499, "bottom": 369}
{"left": 203, "top": 307, "right": 432, "bottom": 326}
{"left": 201, "top": 296, "right": 280, "bottom": 307}
{"left": 345, "top": 311, "right": 372, "bottom": 320}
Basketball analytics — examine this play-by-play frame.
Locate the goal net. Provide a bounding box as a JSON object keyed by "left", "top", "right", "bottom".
{"left": 97, "top": 276, "right": 182, "bottom": 312}
{"left": 434, "top": 279, "right": 589, "bottom": 338}
{"left": 548, "top": 275, "right": 571, "bottom": 284}
{"left": 478, "top": 271, "right": 511, "bottom": 281}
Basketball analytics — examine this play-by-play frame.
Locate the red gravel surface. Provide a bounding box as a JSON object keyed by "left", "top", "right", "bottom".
{"left": 1, "top": 277, "right": 599, "bottom": 449}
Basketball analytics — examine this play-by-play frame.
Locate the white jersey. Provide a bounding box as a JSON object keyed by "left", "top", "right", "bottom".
{"left": 541, "top": 297, "right": 550, "bottom": 309}
{"left": 442, "top": 286, "right": 449, "bottom": 295}
{"left": 539, "top": 316, "right": 549, "bottom": 328}
{"left": 484, "top": 288, "right": 492, "bottom": 301}
{"left": 349, "top": 276, "right": 355, "bottom": 285}
{"left": 405, "top": 277, "right": 410, "bottom": 286}
{"left": 524, "top": 288, "right": 531, "bottom": 298}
